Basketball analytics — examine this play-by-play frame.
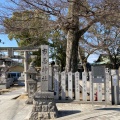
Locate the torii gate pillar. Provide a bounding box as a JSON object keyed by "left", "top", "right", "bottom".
{"left": 24, "top": 51, "right": 28, "bottom": 92}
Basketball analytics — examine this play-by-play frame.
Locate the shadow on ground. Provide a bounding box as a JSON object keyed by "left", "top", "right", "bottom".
{"left": 95, "top": 108, "right": 120, "bottom": 111}
{"left": 57, "top": 110, "right": 81, "bottom": 117}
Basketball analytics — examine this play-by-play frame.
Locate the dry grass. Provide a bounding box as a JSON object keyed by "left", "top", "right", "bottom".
{"left": 0, "top": 89, "right": 11, "bottom": 94}
{"left": 17, "top": 94, "right": 28, "bottom": 100}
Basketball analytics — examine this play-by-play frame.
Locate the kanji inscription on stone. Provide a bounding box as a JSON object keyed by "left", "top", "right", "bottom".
{"left": 68, "top": 72, "right": 73, "bottom": 99}
{"left": 82, "top": 72, "right": 87, "bottom": 101}
{"left": 75, "top": 72, "right": 80, "bottom": 100}
{"left": 41, "top": 45, "right": 49, "bottom": 91}
{"left": 61, "top": 72, "right": 66, "bottom": 100}
{"left": 106, "top": 73, "right": 110, "bottom": 103}
{"left": 97, "top": 83, "right": 102, "bottom": 101}
{"left": 54, "top": 72, "right": 59, "bottom": 99}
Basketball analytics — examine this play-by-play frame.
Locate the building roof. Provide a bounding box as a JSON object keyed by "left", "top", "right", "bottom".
{"left": 93, "top": 54, "right": 110, "bottom": 65}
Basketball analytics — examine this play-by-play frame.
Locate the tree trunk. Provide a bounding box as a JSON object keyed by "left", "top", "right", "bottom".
{"left": 66, "top": 30, "right": 79, "bottom": 72}
{"left": 65, "top": 0, "right": 80, "bottom": 72}
{"left": 78, "top": 46, "right": 88, "bottom": 72}
{"left": 83, "top": 62, "right": 87, "bottom": 72}
{"left": 113, "top": 54, "right": 118, "bottom": 69}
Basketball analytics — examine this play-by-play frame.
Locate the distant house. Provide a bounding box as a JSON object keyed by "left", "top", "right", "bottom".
{"left": 94, "top": 54, "right": 120, "bottom": 69}
{"left": 8, "top": 64, "right": 24, "bottom": 73}
{"left": 94, "top": 54, "right": 110, "bottom": 64}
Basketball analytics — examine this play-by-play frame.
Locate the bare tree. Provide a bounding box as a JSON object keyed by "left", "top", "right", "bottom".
{"left": 83, "top": 23, "right": 120, "bottom": 69}
{"left": 95, "top": 25, "right": 120, "bottom": 69}
{"left": 1, "top": 0, "right": 120, "bottom": 72}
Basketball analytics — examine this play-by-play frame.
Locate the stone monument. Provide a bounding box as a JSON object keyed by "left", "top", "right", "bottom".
{"left": 29, "top": 45, "right": 58, "bottom": 120}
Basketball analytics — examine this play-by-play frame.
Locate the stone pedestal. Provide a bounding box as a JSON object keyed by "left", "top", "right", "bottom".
{"left": 0, "top": 74, "right": 9, "bottom": 89}
{"left": 29, "top": 92, "right": 58, "bottom": 120}
{"left": 25, "top": 80, "right": 37, "bottom": 104}
{"left": 0, "top": 62, "right": 9, "bottom": 89}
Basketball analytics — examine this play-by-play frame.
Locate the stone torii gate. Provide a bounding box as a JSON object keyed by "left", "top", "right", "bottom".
{"left": 0, "top": 46, "right": 40, "bottom": 92}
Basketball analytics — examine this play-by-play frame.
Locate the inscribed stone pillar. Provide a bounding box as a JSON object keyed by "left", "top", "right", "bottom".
{"left": 97, "top": 83, "right": 102, "bottom": 101}
{"left": 54, "top": 72, "right": 59, "bottom": 99}
{"left": 61, "top": 71, "right": 66, "bottom": 100}
{"left": 75, "top": 72, "right": 80, "bottom": 100}
{"left": 105, "top": 73, "right": 110, "bottom": 104}
{"left": 68, "top": 72, "right": 73, "bottom": 99}
{"left": 48, "top": 65, "right": 52, "bottom": 91}
{"left": 41, "top": 45, "right": 49, "bottom": 92}
{"left": 111, "top": 70, "right": 119, "bottom": 105}
{"left": 89, "top": 72, "right": 93, "bottom": 101}
{"left": 82, "top": 72, "right": 87, "bottom": 101}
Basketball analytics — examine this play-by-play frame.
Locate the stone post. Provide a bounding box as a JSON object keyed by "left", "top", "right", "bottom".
{"left": 105, "top": 72, "right": 110, "bottom": 104}
{"left": 82, "top": 72, "right": 87, "bottom": 101}
{"left": 29, "top": 45, "right": 58, "bottom": 120}
{"left": 54, "top": 71, "right": 59, "bottom": 100}
{"left": 89, "top": 72, "right": 93, "bottom": 101}
{"left": 68, "top": 72, "right": 73, "bottom": 99}
{"left": 50, "top": 61, "right": 55, "bottom": 90}
{"left": 111, "top": 69, "right": 119, "bottom": 105}
{"left": 48, "top": 65, "right": 52, "bottom": 91}
{"left": 75, "top": 72, "right": 80, "bottom": 100}
{"left": 61, "top": 71, "right": 66, "bottom": 100}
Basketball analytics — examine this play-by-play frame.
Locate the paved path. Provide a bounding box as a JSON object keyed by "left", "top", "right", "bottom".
{"left": 0, "top": 87, "right": 120, "bottom": 120}
{"left": 56, "top": 104, "right": 120, "bottom": 120}
{"left": 0, "top": 87, "right": 33, "bottom": 120}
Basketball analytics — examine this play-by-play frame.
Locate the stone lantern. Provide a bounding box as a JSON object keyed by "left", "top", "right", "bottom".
{"left": 0, "top": 62, "right": 9, "bottom": 89}
{"left": 25, "top": 61, "right": 38, "bottom": 104}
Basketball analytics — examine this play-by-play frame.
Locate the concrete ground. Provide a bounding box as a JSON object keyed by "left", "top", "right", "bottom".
{"left": 56, "top": 103, "right": 120, "bottom": 120}
{"left": 0, "top": 86, "right": 120, "bottom": 120}
{"left": 0, "top": 86, "right": 33, "bottom": 120}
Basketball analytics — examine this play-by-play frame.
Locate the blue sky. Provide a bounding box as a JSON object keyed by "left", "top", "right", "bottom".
{"left": 0, "top": 0, "right": 18, "bottom": 47}
{"left": 0, "top": 34, "right": 18, "bottom": 56}
{"left": 0, "top": 34, "right": 18, "bottom": 47}
{"left": 87, "top": 54, "right": 99, "bottom": 63}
